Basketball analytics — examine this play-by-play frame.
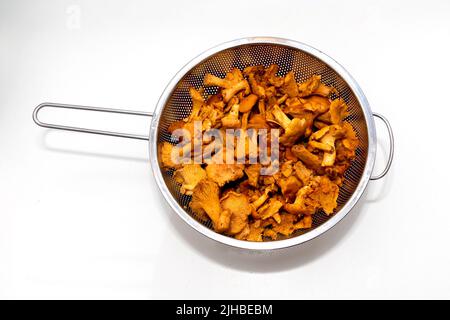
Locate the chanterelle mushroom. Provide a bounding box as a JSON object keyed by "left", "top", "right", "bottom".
{"left": 271, "top": 104, "right": 307, "bottom": 146}
{"left": 298, "top": 75, "right": 321, "bottom": 97}
{"left": 178, "top": 88, "right": 225, "bottom": 135}
{"left": 305, "top": 96, "right": 331, "bottom": 114}
{"left": 291, "top": 144, "right": 322, "bottom": 171}
{"left": 277, "top": 175, "right": 302, "bottom": 202}
{"left": 284, "top": 184, "right": 317, "bottom": 215}
{"left": 293, "top": 160, "right": 313, "bottom": 185}
{"left": 285, "top": 176, "right": 339, "bottom": 215}
{"left": 250, "top": 184, "right": 277, "bottom": 214}
{"left": 336, "top": 122, "right": 359, "bottom": 162}
{"left": 272, "top": 213, "right": 298, "bottom": 236}
{"left": 281, "top": 72, "right": 299, "bottom": 98}
{"left": 284, "top": 96, "right": 330, "bottom": 118}
{"left": 190, "top": 179, "right": 222, "bottom": 229}
{"left": 294, "top": 215, "right": 313, "bottom": 229}
{"left": 246, "top": 221, "right": 265, "bottom": 242}
{"left": 273, "top": 161, "right": 302, "bottom": 202}
{"left": 160, "top": 142, "right": 189, "bottom": 169}
{"left": 220, "top": 192, "right": 252, "bottom": 235}
{"left": 160, "top": 142, "right": 178, "bottom": 169}
{"left": 298, "top": 75, "right": 335, "bottom": 97}
{"left": 222, "top": 80, "right": 250, "bottom": 103}
{"left": 216, "top": 210, "right": 232, "bottom": 233}
{"left": 204, "top": 69, "right": 250, "bottom": 102}
{"left": 256, "top": 198, "right": 284, "bottom": 220}
{"left": 239, "top": 94, "right": 258, "bottom": 113}
{"left": 221, "top": 99, "right": 241, "bottom": 128}
{"left": 185, "top": 87, "right": 205, "bottom": 122}
{"left": 206, "top": 164, "right": 244, "bottom": 187}
{"left": 263, "top": 64, "right": 284, "bottom": 87}
{"left": 309, "top": 125, "right": 344, "bottom": 167}
{"left": 243, "top": 65, "right": 266, "bottom": 98}
{"left": 173, "top": 164, "right": 207, "bottom": 195}
{"left": 244, "top": 164, "right": 261, "bottom": 187}
{"left": 313, "top": 176, "right": 339, "bottom": 214}
{"left": 248, "top": 113, "right": 270, "bottom": 129}
{"left": 329, "top": 98, "right": 349, "bottom": 124}
{"left": 317, "top": 98, "right": 349, "bottom": 125}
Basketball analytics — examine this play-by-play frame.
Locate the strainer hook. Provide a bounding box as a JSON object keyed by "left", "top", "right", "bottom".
{"left": 370, "top": 112, "right": 394, "bottom": 180}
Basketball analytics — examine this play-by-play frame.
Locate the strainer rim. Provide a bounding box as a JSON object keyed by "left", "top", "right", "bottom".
{"left": 149, "top": 37, "right": 376, "bottom": 251}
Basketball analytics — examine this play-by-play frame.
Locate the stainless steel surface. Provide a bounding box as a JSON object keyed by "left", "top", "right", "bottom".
{"left": 370, "top": 113, "right": 394, "bottom": 180}
{"left": 34, "top": 37, "right": 394, "bottom": 250}
{"left": 33, "top": 102, "right": 153, "bottom": 140}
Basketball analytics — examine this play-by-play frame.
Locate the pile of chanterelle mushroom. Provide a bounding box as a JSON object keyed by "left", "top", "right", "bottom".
{"left": 160, "top": 65, "right": 359, "bottom": 242}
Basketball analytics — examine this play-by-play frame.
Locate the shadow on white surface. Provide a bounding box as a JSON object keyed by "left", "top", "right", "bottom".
{"left": 39, "top": 130, "right": 148, "bottom": 163}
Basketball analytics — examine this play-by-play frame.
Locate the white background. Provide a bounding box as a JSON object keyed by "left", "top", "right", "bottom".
{"left": 1, "top": 0, "right": 449, "bottom": 299}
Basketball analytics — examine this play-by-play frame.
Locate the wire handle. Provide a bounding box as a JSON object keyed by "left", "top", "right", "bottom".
{"left": 33, "top": 102, "right": 153, "bottom": 141}
{"left": 370, "top": 112, "right": 394, "bottom": 180}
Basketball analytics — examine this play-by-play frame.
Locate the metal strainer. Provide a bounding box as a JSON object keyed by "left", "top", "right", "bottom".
{"left": 33, "top": 37, "right": 394, "bottom": 250}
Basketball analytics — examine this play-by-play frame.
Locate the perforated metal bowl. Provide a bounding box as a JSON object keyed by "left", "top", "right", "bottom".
{"left": 33, "top": 37, "right": 394, "bottom": 250}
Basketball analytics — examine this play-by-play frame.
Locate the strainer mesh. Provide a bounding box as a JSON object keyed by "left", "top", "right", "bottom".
{"left": 157, "top": 44, "right": 368, "bottom": 240}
